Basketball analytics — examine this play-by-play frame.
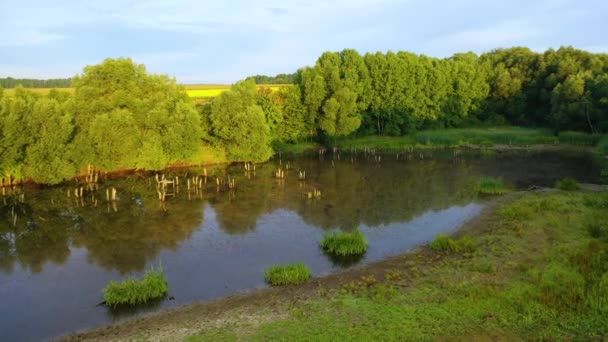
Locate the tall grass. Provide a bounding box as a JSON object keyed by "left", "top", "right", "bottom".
{"left": 103, "top": 268, "right": 169, "bottom": 307}
{"left": 477, "top": 177, "right": 508, "bottom": 195}
{"left": 264, "top": 263, "right": 311, "bottom": 286}
{"left": 320, "top": 230, "right": 368, "bottom": 256}
{"left": 429, "top": 235, "right": 477, "bottom": 254}
{"left": 555, "top": 178, "right": 579, "bottom": 191}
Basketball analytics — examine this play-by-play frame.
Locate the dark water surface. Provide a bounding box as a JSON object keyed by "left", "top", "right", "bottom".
{"left": 0, "top": 150, "right": 602, "bottom": 341}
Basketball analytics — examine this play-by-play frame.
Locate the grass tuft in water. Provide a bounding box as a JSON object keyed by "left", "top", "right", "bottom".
{"left": 478, "top": 177, "right": 508, "bottom": 195}
{"left": 429, "top": 235, "right": 477, "bottom": 254}
{"left": 264, "top": 263, "right": 311, "bottom": 286}
{"left": 555, "top": 178, "right": 579, "bottom": 191}
{"left": 320, "top": 230, "right": 368, "bottom": 256}
{"left": 103, "top": 268, "right": 169, "bottom": 307}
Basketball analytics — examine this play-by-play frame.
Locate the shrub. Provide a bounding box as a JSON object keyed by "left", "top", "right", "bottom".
{"left": 555, "top": 178, "right": 579, "bottom": 191}
{"left": 596, "top": 136, "right": 608, "bottom": 155}
{"left": 264, "top": 263, "right": 311, "bottom": 286}
{"left": 103, "top": 268, "right": 169, "bottom": 307}
{"left": 478, "top": 177, "right": 508, "bottom": 195}
{"left": 320, "top": 230, "right": 368, "bottom": 256}
{"left": 429, "top": 234, "right": 477, "bottom": 254}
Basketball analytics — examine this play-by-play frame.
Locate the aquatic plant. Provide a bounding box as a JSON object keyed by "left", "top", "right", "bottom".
{"left": 429, "top": 234, "right": 477, "bottom": 254}
{"left": 264, "top": 263, "right": 311, "bottom": 286}
{"left": 102, "top": 268, "right": 169, "bottom": 307}
{"left": 320, "top": 230, "right": 368, "bottom": 256}
{"left": 555, "top": 178, "right": 579, "bottom": 191}
{"left": 477, "top": 177, "right": 508, "bottom": 195}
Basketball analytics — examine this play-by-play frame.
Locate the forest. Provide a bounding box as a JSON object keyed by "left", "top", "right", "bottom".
{"left": 1, "top": 46, "right": 607, "bottom": 185}
{"left": 0, "top": 77, "right": 72, "bottom": 88}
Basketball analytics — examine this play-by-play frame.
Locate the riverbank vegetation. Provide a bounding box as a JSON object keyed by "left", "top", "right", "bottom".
{"left": 102, "top": 268, "right": 169, "bottom": 307}
{"left": 478, "top": 177, "right": 509, "bottom": 195}
{"left": 2, "top": 46, "right": 608, "bottom": 185}
{"left": 180, "top": 191, "right": 608, "bottom": 341}
{"left": 320, "top": 230, "right": 368, "bottom": 256}
{"left": 264, "top": 264, "right": 311, "bottom": 286}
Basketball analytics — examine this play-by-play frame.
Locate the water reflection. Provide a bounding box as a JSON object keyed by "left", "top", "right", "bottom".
{"left": 0, "top": 150, "right": 601, "bottom": 276}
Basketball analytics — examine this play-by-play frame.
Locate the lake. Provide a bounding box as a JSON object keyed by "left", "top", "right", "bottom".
{"left": 0, "top": 149, "right": 602, "bottom": 341}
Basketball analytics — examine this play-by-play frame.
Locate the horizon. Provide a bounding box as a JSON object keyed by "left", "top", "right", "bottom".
{"left": 1, "top": 0, "right": 607, "bottom": 83}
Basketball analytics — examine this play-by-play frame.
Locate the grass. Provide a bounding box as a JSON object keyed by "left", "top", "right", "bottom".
{"left": 264, "top": 264, "right": 311, "bottom": 286}
{"left": 332, "top": 127, "right": 603, "bottom": 152}
{"left": 102, "top": 268, "right": 168, "bottom": 307}
{"left": 429, "top": 234, "right": 477, "bottom": 254}
{"left": 186, "top": 191, "right": 608, "bottom": 341}
{"left": 320, "top": 230, "right": 368, "bottom": 256}
{"left": 555, "top": 177, "right": 580, "bottom": 191}
{"left": 478, "top": 177, "right": 508, "bottom": 195}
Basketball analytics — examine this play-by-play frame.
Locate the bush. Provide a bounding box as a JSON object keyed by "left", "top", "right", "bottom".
{"left": 103, "top": 269, "right": 169, "bottom": 307}
{"left": 596, "top": 136, "right": 608, "bottom": 155}
{"left": 478, "top": 177, "right": 508, "bottom": 195}
{"left": 264, "top": 263, "right": 311, "bottom": 286}
{"left": 320, "top": 230, "right": 368, "bottom": 256}
{"left": 429, "top": 234, "right": 477, "bottom": 254}
{"left": 555, "top": 178, "right": 579, "bottom": 191}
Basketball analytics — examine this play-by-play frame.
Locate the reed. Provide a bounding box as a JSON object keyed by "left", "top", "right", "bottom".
{"left": 320, "top": 230, "right": 368, "bottom": 256}
{"left": 102, "top": 268, "right": 169, "bottom": 307}
{"left": 264, "top": 263, "right": 311, "bottom": 286}
{"left": 478, "top": 177, "right": 508, "bottom": 195}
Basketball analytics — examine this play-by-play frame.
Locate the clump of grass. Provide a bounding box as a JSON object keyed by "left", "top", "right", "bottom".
{"left": 539, "top": 262, "right": 586, "bottom": 312}
{"left": 103, "top": 268, "right": 169, "bottom": 307}
{"left": 320, "top": 230, "right": 368, "bottom": 256}
{"left": 555, "top": 178, "right": 579, "bottom": 191}
{"left": 429, "top": 234, "right": 477, "bottom": 254}
{"left": 478, "top": 177, "right": 508, "bottom": 195}
{"left": 596, "top": 136, "right": 608, "bottom": 155}
{"left": 264, "top": 263, "right": 311, "bottom": 286}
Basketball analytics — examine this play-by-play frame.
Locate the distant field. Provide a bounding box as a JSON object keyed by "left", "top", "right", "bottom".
{"left": 2, "top": 84, "right": 290, "bottom": 98}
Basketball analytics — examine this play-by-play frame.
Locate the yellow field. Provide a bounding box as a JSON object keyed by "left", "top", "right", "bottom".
{"left": 2, "top": 84, "right": 290, "bottom": 98}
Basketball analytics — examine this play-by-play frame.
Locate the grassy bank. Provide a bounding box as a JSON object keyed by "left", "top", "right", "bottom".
{"left": 331, "top": 127, "right": 605, "bottom": 152}
{"left": 183, "top": 190, "right": 607, "bottom": 341}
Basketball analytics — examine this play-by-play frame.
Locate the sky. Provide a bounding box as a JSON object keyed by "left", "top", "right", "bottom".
{"left": 0, "top": 0, "right": 606, "bottom": 84}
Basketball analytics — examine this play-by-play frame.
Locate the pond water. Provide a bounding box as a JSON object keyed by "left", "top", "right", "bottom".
{"left": 0, "top": 149, "right": 602, "bottom": 341}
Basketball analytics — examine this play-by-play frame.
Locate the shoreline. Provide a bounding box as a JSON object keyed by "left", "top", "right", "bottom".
{"left": 58, "top": 193, "right": 519, "bottom": 341}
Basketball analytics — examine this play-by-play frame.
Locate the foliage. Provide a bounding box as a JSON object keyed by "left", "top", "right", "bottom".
{"left": 264, "top": 263, "right": 312, "bottom": 286}
{"left": 597, "top": 136, "right": 608, "bottom": 155}
{"left": 0, "top": 77, "right": 71, "bottom": 88}
{"left": 478, "top": 177, "right": 508, "bottom": 195}
{"left": 320, "top": 230, "right": 368, "bottom": 256}
{"left": 102, "top": 268, "right": 169, "bottom": 307}
{"left": 555, "top": 178, "right": 580, "bottom": 191}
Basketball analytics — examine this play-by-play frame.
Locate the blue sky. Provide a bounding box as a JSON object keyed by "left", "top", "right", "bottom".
{"left": 0, "top": 0, "right": 606, "bottom": 83}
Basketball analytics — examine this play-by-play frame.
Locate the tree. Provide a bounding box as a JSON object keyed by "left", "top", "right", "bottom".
{"left": 209, "top": 80, "right": 273, "bottom": 161}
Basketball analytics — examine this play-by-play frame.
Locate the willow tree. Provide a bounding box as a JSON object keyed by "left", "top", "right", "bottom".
{"left": 209, "top": 80, "right": 273, "bottom": 162}
{"left": 68, "top": 58, "right": 202, "bottom": 171}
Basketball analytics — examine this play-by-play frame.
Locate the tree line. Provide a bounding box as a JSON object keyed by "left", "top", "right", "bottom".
{"left": 245, "top": 73, "right": 296, "bottom": 84}
{"left": 1, "top": 46, "right": 607, "bottom": 185}
{"left": 0, "top": 77, "right": 72, "bottom": 88}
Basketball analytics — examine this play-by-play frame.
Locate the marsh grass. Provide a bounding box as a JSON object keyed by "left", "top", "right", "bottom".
{"left": 478, "top": 177, "right": 508, "bottom": 195}
{"left": 103, "top": 268, "right": 168, "bottom": 307}
{"left": 429, "top": 235, "right": 477, "bottom": 254}
{"left": 320, "top": 230, "right": 368, "bottom": 256}
{"left": 187, "top": 192, "right": 608, "bottom": 341}
{"left": 555, "top": 178, "right": 579, "bottom": 191}
{"left": 264, "top": 263, "right": 311, "bottom": 286}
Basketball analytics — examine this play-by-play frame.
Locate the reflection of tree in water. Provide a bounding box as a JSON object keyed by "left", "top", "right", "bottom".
{"left": 70, "top": 177, "right": 206, "bottom": 274}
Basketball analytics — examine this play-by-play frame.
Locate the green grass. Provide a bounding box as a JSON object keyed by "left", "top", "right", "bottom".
{"left": 186, "top": 192, "right": 608, "bottom": 341}
{"left": 102, "top": 268, "right": 169, "bottom": 307}
{"left": 478, "top": 177, "right": 508, "bottom": 195}
{"left": 429, "top": 234, "right": 477, "bottom": 254}
{"left": 555, "top": 178, "right": 580, "bottom": 191}
{"left": 334, "top": 127, "right": 599, "bottom": 152}
{"left": 264, "top": 264, "right": 311, "bottom": 286}
{"left": 320, "top": 230, "right": 368, "bottom": 256}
